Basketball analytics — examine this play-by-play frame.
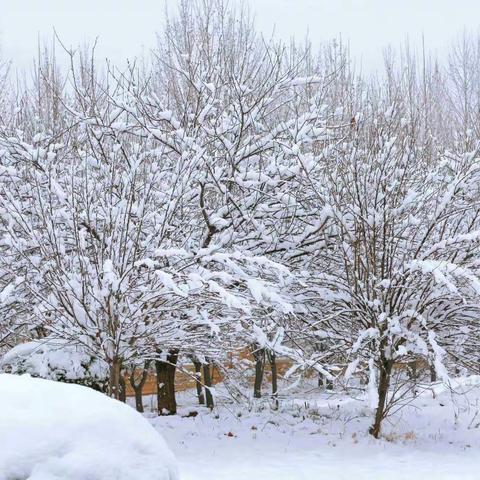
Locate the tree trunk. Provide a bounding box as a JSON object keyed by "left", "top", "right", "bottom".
{"left": 119, "top": 375, "right": 126, "bottom": 403}
{"left": 408, "top": 359, "right": 419, "bottom": 397}
{"left": 408, "top": 360, "right": 418, "bottom": 382}
{"left": 252, "top": 347, "right": 265, "bottom": 399}
{"left": 268, "top": 351, "right": 279, "bottom": 409}
{"left": 369, "top": 359, "right": 393, "bottom": 438}
{"left": 318, "top": 372, "right": 334, "bottom": 390}
{"left": 130, "top": 361, "right": 150, "bottom": 413}
{"left": 108, "top": 357, "right": 121, "bottom": 400}
{"left": 155, "top": 350, "right": 178, "bottom": 415}
{"left": 203, "top": 362, "right": 214, "bottom": 409}
{"left": 193, "top": 360, "right": 205, "bottom": 405}
{"left": 430, "top": 362, "right": 437, "bottom": 382}
{"left": 134, "top": 386, "right": 143, "bottom": 412}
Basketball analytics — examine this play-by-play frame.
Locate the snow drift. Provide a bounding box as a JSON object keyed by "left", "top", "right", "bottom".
{"left": 0, "top": 374, "right": 179, "bottom": 480}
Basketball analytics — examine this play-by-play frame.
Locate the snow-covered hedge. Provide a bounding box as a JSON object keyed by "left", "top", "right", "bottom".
{"left": 0, "top": 374, "right": 179, "bottom": 479}
{"left": 1, "top": 339, "right": 109, "bottom": 391}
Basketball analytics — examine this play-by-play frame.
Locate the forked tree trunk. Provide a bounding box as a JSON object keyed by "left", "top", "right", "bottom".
{"left": 252, "top": 347, "right": 265, "bottom": 399}
{"left": 203, "top": 362, "right": 214, "bottom": 409}
{"left": 193, "top": 360, "right": 205, "bottom": 405}
{"left": 155, "top": 350, "right": 178, "bottom": 415}
{"left": 369, "top": 359, "right": 393, "bottom": 438}
{"left": 108, "top": 357, "right": 121, "bottom": 400}
{"left": 268, "top": 351, "right": 279, "bottom": 409}
{"left": 130, "top": 361, "right": 150, "bottom": 413}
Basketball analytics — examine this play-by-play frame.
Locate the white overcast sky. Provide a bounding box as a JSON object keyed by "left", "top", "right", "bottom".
{"left": 0, "top": 0, "right": 479, "bottom": 72}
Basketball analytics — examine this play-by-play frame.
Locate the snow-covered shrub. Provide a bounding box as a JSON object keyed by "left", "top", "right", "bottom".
{"left": 0, "top": 374, "right": 179, "bottom": 480}
{"left": 1, "top": 339, "right": 109, "bottom": 392}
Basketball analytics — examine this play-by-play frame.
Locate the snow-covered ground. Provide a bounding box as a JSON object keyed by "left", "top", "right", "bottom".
{"left": 148, "top": 377, "right": 480, "bottom": 480}
{"left": 3, "top": 374, "right": 479, "bottom": 479}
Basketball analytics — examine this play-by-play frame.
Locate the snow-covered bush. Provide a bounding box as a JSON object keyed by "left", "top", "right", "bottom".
{"left": 1, "top": 339, "right": 109, "bottom": 392}
{"left": 0, "top": 374, "right": 179, "bottom": 480}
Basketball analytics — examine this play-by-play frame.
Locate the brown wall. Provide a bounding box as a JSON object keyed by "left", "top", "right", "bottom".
{"left": 125, "top": 357, "right": 428, "bottom": 397}
{"left": 124, "top": 357, "right": 293, "bottom": 397}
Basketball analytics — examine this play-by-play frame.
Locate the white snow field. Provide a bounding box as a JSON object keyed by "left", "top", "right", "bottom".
{"left": 3, "top": 374, "right": 478, "bottom": 480}
{"left": 148, "top": 377, "right": 480, "bottom": 480}
{"left": 0, "top": 374, "right": 178, "bottom": 480}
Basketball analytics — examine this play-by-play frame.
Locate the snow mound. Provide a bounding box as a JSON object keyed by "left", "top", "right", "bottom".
{"left": 0, "top": 374, "right": 179, "bottom": 480}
